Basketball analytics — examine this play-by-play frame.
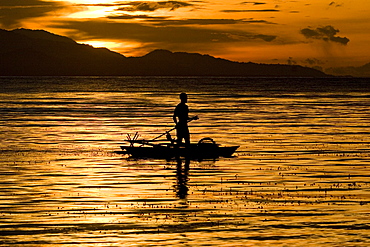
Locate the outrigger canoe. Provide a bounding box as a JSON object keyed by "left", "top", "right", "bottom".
{"left": 116, "top": 137, "right": 239, "bottom": 159}
{"left": 115, "top": 116, "right": 239, "bottom": 159}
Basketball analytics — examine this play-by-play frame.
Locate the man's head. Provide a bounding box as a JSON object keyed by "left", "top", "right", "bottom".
{"left": 180, "top": 92, "right": 187, "bottom": 103}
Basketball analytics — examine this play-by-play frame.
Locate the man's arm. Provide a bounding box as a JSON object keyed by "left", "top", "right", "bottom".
{"left": 173, "top": 106, "right": 178, "bottom": 124}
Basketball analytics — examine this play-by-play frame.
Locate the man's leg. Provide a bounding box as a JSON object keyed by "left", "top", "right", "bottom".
{"left": 176, "top": 129, "right": 183, "bottom": 146}
{"left": 184, "top": 128, "right": 190, "bottom": 146}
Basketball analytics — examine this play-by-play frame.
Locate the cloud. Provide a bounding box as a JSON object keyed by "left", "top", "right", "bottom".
{"left": 50, "top": 19, "right": 277, "bottom": 46}
{"left": 107, "top": 14, "right": 168, "bottom": 20}
{"left": 287, "top": 57, "right": 297, "bottom": 65}
{"left": 328, "top": 2, "right": 343, "bottom": 7}
{"left": 0, "top": 0, "right": 84, "bottom": 28}
{"left": 75, "top": 3, "right": 121, "bottom": 7}
{"left": 221, "top": 2, "right": 279, "bottom": 14}
{"left": 106, "top": 12, "right": 276, "bottom": 28}
{"left": 240, "top": 2, "right": 267, "bottom": 5}
{"left": 142, "top": 18, "right": 276, "bottom": 26}
{"left": 221, "top": 9, "right": 279, "bottom": 13}
{"left": 300, "top": 25, "right": 349, "bottom": 45}
{"left": 302, "top": 58, "right": 325, "bottom": 65}
{"left": 116, "top": 1, "right": 193, "bottom": 12}
{"left": 51, "top": 20, "right": 235, "bottom": 43}
{"left": 253, "top": 34, "right": 276, "bottom": 42}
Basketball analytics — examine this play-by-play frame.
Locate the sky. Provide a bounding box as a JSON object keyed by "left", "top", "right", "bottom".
{"left": 1, "top": 0, "right": 370, "bottom": 69}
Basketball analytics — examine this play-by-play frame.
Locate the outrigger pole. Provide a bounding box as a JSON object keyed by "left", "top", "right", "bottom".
{"left": 150, "top": 115, "right": 199, "bottom": 141}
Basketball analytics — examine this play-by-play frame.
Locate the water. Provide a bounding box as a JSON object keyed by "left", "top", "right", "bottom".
{"left": 0, "top": 77, "right": 369, "bottom": 246}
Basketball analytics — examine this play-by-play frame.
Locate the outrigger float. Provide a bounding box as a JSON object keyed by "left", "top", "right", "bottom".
{"left": 115, "top": 117, "right": 239, "bottom": 159}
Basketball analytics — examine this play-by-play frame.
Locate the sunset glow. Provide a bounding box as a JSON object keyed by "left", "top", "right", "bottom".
{"left": 1, "top": 0, "right": 370, "bottom": 68}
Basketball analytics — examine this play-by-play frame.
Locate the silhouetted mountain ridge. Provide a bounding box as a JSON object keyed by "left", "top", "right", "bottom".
{"left": 13, "top": 28, "right": 77, "bottom": 44}
{"left": 0, "top": 28, "right": 329, "bottom": 76}
{"left": 326, "top": 62, "right": 370, "bottom": 77}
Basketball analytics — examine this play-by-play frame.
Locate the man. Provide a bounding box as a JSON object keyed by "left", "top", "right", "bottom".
{"left": 173, "top": 92, "right": 190, "bottom": 146}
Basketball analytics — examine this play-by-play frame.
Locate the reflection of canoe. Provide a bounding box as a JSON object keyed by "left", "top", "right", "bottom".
{"left": 116, "top": 137, "right": 239, "bottom": 159}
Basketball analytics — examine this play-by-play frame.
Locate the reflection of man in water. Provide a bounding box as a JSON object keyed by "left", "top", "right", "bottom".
{"left": 175, "top": 158, "right": 190, "bottom": 200}
{"left": 173, "top": 93, "right": 190, "bottom": 146}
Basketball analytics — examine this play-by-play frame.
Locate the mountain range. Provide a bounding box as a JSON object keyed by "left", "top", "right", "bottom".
{"left": 0, "top": 28, "right": 329, "bottom": 77}
{"left": 326, "top": 63, "right": 370, "bottom": 77}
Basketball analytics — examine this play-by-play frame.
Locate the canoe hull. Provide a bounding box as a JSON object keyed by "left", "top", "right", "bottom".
{"left": 118, "top": 144, "right": 239, "bottom": 159}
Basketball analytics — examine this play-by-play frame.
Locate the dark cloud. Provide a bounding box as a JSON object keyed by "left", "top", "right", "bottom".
{"left": 107, "top": 14, "right": 168, "bottom": 20}
{"left": 0, "top": 0, "right": 48, "bottom": 7}
{"left": 300, "top": 25, "right": 349, "bottom": 45}
{"left": 240, "top": 2, "right": 267, "bottom": 5}
{"left": 75, "top": 3, "right": 120, "bottom": 7}
{"left": 253, "top": 34, "right": 276, "bottom": 42}
{"left": 221, "top": 9, "right": 279, "bottom": 13}
{"left": 302, "top": 58, "right": 325, "bottom": 65}
{"left": 0, "top": 0, "right": 84, "bottom": 28}
{"left": 76, "top": 1, "right": 194, "bottom": 11}
{"left": 51, "top": 20, "right": 236, "bottom": 44}
{"left": 287, "top": 57, "right": 297, "bottom": 65}
{"left": 106, "top": 12, "right": 275, "bottom": 26}
{"left": 50, "top": 19, "right": 277, "bottom": 46}
{"left": 116, "top": 1, "right": 193, "bottom": 12}
{"left": 329, "top": 2, "right": 343, "bottom": 7}
{"left": 144, "top": 18, "right": 276, "bottom": 26}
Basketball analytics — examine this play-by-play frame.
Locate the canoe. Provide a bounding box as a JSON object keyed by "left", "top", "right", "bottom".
{"left": 116, "top": 137, "right": 239, "bottom": 159}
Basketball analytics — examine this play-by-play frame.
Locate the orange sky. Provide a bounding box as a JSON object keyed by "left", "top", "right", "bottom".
{"left": 1, "top": 0, "right": 370, "bottom": 68}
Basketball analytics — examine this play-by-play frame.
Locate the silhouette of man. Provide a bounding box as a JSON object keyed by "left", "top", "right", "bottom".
{"left": 173, "top": 93, "right": 190, "bottom": 146}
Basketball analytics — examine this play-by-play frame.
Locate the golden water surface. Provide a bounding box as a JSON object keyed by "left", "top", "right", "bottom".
{"left": 0, "top": 77, "right": 369, "bottom": 246}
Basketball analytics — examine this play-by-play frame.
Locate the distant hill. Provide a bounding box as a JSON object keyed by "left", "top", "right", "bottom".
{"left": 0, "top": 28, "right": 126, "bottom": 75}
{"left": 0, "top": 28, "right": 329, "bottom": 77}
{"left": 326, "top": 63, "right": 370, "bottom": 77}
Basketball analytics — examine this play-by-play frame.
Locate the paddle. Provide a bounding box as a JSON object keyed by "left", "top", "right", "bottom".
{"left": 150, "top": 115, "right": 199, "bottom": 141}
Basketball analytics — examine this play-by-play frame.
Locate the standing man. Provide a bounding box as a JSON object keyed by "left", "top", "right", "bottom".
{"left": 173, "top": 93, "right": 190, "bottom": 146}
